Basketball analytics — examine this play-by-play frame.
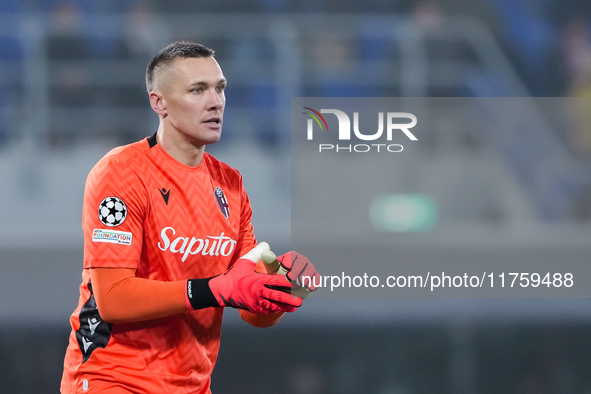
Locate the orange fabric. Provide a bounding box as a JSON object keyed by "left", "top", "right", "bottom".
{"left": 90, "top": 268, "right": 186, "bottom": 323}
{"left": 239, "top": 310, "right": 285, "bottom": 328}
{"left": 61, "top": 136, "right": 257, "bottom": 393}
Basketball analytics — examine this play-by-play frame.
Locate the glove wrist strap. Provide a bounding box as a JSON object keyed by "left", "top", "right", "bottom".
{"left": 186, "top": 278, "right": 219, "bottom": 310}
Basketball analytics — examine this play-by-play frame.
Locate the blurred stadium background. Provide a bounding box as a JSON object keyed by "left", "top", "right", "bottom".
{"left": 2, "top": 0, "right": 591, "bottom": 393}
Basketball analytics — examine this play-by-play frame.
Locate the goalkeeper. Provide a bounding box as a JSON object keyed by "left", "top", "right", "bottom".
{"left": 60, "top": 41, "right": 319, "bottom": 394}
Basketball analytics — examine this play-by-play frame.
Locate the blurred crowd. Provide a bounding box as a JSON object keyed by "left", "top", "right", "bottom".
{"left": 2, "top": 0, "right": 591, "bottom": 145}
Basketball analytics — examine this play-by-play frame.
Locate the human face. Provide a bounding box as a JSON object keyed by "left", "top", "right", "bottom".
{"left": 156, "top": 57, "right": 226, "bottom": 148}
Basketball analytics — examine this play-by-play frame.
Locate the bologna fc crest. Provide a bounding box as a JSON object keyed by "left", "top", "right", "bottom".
{"left": 214, "top": 187, "right": 230, "bottom": 219}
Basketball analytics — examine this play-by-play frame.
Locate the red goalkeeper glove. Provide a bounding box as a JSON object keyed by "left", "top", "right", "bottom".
{"left": 185, "top": 243, "right": 302, "bottom": 314}
{"left": 277, "top": 251, "right": 320, "bottom": 295}
{"left": 262, "top": 248, "right": 320, "bottom": 298}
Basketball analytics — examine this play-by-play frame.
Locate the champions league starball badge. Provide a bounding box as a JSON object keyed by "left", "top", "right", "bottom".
{"left": 98, "top": 196, "right": 128, "bottom": 227}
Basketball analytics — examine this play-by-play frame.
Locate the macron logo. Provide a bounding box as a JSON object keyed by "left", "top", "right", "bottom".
{"left": 82, "top": 337, "right": 93, "bottom": 353}
{"left": 88, "top": 318, "right": 100, "bottom": 335}
{"left": 159, "top": 188, "right": 170, "bottom": 205}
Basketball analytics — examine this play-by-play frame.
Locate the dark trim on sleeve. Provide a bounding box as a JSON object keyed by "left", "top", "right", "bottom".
{"left": 75, "top": 281, "right": 113, "bottom": 362}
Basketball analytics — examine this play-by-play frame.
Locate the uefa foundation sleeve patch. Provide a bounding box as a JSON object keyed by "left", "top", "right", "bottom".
{"left": 92, "top": 229, "right": 133, "bottom": 245}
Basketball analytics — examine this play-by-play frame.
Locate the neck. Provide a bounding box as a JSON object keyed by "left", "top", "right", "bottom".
{"left": 155, "top": 125, "right": 205, "bottom": 167}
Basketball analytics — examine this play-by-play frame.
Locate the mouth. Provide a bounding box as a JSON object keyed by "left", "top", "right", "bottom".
{"left": 203, "top": 117, "right": 222, "bottom": 126}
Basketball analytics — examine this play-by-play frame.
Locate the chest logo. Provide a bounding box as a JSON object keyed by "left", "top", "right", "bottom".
{"left": 158, "top": 227, "right": 237, "bottom": 262}
{"left": 159, "top": 187, "right": 170, "bottom": 205}
{"left": 214, "top": 187, "right": 230, "bottom": 219}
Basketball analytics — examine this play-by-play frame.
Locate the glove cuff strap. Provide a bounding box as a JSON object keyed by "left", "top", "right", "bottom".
{"left": 186, "top": 278, "right": 219, "bottom": 310}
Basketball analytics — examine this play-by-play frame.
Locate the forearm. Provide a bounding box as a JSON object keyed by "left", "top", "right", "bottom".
{"left": 90, "top": 268, "right": 187, "bottom": 323}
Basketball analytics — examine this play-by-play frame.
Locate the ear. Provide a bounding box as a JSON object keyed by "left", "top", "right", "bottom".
{"left": 149, "top": 91, "right": 167, "bottom": 116}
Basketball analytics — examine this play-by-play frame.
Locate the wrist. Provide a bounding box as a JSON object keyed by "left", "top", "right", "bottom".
{"left": 185, "top": 278, "right": 219, "bottom": 310}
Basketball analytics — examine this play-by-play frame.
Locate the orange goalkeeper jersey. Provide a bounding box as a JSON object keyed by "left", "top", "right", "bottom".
{"left": 61, "top": 133, "right": 256, "bottom": 393}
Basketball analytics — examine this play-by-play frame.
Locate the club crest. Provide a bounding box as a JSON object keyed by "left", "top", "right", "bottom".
{"left": 214, "top": 187, "right": 230, "bottom": 219}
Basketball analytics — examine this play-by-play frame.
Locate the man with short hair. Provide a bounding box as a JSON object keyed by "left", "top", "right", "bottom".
{"left": 60, "top": 41, "right": 318, "bottom": 393}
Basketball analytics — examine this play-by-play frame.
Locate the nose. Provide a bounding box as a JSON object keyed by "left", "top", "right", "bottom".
{"left": 206, "top": 89, "right": 224, "bottom": 111}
